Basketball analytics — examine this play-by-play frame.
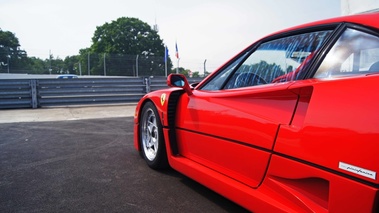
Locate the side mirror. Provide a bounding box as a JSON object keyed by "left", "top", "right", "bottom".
{"left": 167, "top": 74, "right": 193, "bottom": 95}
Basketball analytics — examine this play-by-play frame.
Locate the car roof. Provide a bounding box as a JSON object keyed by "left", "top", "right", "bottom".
{"left": 57, "top": 74, "right": 77, "bottom": 76}
{"left": 269, "top": 12, "right": 379, "bottom": 38}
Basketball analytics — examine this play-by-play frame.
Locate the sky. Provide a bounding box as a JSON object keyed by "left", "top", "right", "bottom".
{"left": 0, "top": 0, "right": 341, "bottom": 73}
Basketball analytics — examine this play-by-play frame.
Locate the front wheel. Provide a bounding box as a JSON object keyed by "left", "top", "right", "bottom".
{"left": 139, "top": 102, "right": 168, "bottom": 169}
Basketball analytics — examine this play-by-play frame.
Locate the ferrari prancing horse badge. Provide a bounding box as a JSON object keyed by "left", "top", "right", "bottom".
{"left": 160, "top": 93, "right": 166, "bottom": 106}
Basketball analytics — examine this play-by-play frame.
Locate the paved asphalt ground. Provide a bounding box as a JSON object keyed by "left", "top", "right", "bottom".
{"left": 0, "top": 105, "right": 249, "bottom": 212}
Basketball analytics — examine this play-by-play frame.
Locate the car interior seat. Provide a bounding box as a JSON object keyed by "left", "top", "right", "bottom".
{"left": 369, "top": 61, "right": 379, "bottom": 72}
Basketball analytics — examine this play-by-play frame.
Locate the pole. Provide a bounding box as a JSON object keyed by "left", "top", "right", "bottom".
{"left": 136, "top": 55, "right": 139, "bottom": 77}
{"left": 165, "top": 58, "right": 167, "bottom": 77}
{"left": 176, "top": 58, "right": 179, "bottom": 74}
{"left": 49, "top": 50, "right": 52, "bottom": 74}
{"left": 164, "top": 46, "right": 168, "bottom": 77}
{"left": 88, "top": 52, "right": 90, "bottom": 75}
{"left": 79, "top": 62, "right": 82, "bottom": 76}
{"left": 204, "top": 59, "right": 207, "bottom": 74}
{"left": 175, "top": 41, "right": 179, "bottom": 74}
{"left": 103, "top": 53, "right": 106, "bottom": 76}
{"left": 7, "top": 55, "right": 9, "bottom": 73}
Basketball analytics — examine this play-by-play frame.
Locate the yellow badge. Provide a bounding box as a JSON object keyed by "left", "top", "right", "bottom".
{"left": 160, "top": 93, "right": 166, "bottom": 106}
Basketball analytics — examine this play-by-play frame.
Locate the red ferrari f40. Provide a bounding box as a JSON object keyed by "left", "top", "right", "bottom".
{"left": 134, "top": 12, "right": 379, "bottom": 212}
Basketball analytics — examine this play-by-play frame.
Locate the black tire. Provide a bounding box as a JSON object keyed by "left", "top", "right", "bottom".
{"left": 139, "top": 102, "right": 168, "bottom": 169}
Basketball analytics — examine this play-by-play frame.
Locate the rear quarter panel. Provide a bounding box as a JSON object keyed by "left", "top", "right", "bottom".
{"left": 275, "top": 75, "right": 379, "bottom": 185}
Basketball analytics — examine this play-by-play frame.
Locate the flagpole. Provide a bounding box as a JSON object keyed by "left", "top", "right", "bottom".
{"left": 165, "top": 59, "right": 167, "bottom": 77}
{"left": 176, "top": 58, "right": 179, "bottom": 74}
{"left": 175, "top": 41, "right": 179, "bottom": 74}
{"left": 164, "top": 46, "right": 168, "bottom": 77}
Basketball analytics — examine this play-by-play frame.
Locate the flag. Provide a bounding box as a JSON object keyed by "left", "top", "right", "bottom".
{"left": 164, "top": 46, "right": 169, "bottom": 63}
{"left": 175, "top": 42, "right": 179, "bottom": 59}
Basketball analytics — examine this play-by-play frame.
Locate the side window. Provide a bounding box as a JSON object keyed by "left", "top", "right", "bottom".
{"left": 200, "top": 52, "right": 247, "bottom": 90}
{"left": 314, "top": 28, "right": 379, "bottom": 79}
{"left": 224, "top": 30, "right": 332, "bottom": 89}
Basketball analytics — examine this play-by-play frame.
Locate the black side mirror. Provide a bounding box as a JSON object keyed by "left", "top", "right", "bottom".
{"left": 167, "top": 74, "right": 193, "bottom": 95}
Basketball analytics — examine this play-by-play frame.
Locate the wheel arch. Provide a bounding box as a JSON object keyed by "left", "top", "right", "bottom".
{"left": 134, "top": 89, "right": 184, "bottom": 154}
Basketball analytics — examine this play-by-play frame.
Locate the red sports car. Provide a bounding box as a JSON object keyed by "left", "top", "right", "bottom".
{"left": 134, "top": 12, "right": 379, "bottom": 212}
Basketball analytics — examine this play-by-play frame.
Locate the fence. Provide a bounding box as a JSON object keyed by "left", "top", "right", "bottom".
{"left": 0, "top": 77, "right": 204, "bottom": 109}
{"left": 0, "top": 53, "right": 214, "bottom": 77}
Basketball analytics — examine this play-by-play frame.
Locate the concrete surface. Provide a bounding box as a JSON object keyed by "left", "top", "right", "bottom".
{"left": 0, "top": 105, "right": 249, "bottom": 212}
{"left": 0, "top": 104, "right": 136, "bottom": 123}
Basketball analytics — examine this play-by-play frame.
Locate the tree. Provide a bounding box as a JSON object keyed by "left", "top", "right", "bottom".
{"left": 192, "top": 71, "right": 200, "bottom": 77}
{"left": 63, "top": 55, "right": 81, "bottom": 75}
{"left": 23, "top": 57, "right": 45, "bottom": 74}
{"left": 89, "top": 17, "right": 171, "bottom": 76}
{"left": 91, "top": 17, "right": 164, "bottom": 56}
{"left": 0, "top": 29, "right": 27, "bottom": 73}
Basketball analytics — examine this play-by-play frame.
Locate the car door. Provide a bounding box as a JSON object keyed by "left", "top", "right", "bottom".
{"left": 174, "top": 29, "right": 334, "bottom": 188}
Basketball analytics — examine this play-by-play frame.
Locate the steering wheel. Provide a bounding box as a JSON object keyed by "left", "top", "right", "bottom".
{"left": 234, "top": 72, "right": 267, "bottom": 88}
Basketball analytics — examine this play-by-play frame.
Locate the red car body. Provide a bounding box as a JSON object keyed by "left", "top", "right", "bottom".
{"left": 134, "top": 12, "right": 379, "bottom": 212}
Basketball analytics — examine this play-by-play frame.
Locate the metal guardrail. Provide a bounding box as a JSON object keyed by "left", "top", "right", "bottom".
{"left": 0, "top": 76, "right": 204, "bottom": 109}
{"left": 0, "top": 79, "right": 36, "bottom": 109}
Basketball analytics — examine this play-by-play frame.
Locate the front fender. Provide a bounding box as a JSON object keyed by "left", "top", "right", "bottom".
{"left": 133, "top": 88, "right": 184, "bottom": 151}
{"left": 134, "top": 88, "right": 183, "bottom": 126}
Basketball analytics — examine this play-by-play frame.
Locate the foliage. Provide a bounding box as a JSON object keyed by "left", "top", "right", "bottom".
{"left": 0, "top": 28, "right": 27, "bottom": 73}
{"left": 167, "top": 68, "right": 201, "bottom": 78}
{"left": 0, "top": 17, "right": 180, "bottom": 76}
{"left": 21, "top": 57, "right": 45, "bottom": 74}
{"left": 88, "top": 17, "right": 171, "bottom": 76}
{"left": 91, "top": 17, "right": 163, "bottom": 56}
{"left": 192, "top": 72, "right": 200, "bottom": 77}
{"left": 63, "top": 55, "right": 81, "bottom": 75}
